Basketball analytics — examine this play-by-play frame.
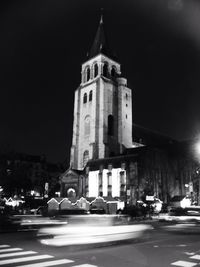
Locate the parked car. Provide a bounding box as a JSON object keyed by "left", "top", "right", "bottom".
{"left": 30, "top": 206, "right": 48, "bottom": 215}
{"left": 169, "top": 195, "right": 191, "bottom": 208}
{"left": 90, "top": 207, "right": 106, "bottom": 214}
{"left": 159, "top": 206, "right": 200, "bottom": 223}
{"left": 117, "top": 204, "right": 148, "bottom": 219}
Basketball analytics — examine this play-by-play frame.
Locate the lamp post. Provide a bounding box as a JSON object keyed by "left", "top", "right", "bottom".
{"left": 194, "top": 140, "right": 200, "bottom": 205}
{"left": 197, "top": 170, "right": 200, "bottom": 206}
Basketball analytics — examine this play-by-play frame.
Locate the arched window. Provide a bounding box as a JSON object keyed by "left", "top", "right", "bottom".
{"left": 67, "top": 188, "right": 76, "bottom": 198}
{"left": 86, "top": 67, "right": 90, "bottom": 82}
{"left": 94, "top": 63, "right": 98, "bottom": 77}
{"left": 103, "top": 62, "right": 108, "bottom": 77}
{"left": 83, "top": 150, "right": 89, "bottom": 167}
{"left": 108, "top": 115, "right": 114, "bottom": 136}
{"left": 89, "top": 90, "right": 92, "bottom": 101}
{"left": 84, "top": 116, "right": 90, "bottom": 136}
{"left": 83, "top": 93, "right": 87, "bottom": 103}
{"left": 111, "top": 66, "right": 116, "bottom": 77}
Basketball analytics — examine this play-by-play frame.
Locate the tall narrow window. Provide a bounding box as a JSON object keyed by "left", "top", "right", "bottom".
{"left": 84, "top": 116, "right": 90, "bottom": 136}
{"left": 107, "top": 173, "right": 112, "bottom": 186}
{"left": 89, "top": 90, "right": 92, "bottom": 101}
{"left": 83, "top": 93, "right": 87, "bottom": 104}
{"left": 86, "top": 67, "right": 90, "bottom": 81}
{"left": 120, "top": 171, "right": 125, "bottom": 185}
{"left": 94, "top": 63, "right": 98, "bottom": 77}
{"left": 103, "top": 62, "right": 108, "bottom": 77}
{"left": 108, "top": 115, "right": 114, "bottom": 136}
{"left": 111, "top": 66, "right": 116, "bottom": 77}
{"left": 83, "top": 150, "right": 89, "bottom": 167}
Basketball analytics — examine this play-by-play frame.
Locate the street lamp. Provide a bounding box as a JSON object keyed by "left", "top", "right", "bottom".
{"left": 194, "top": 140, "right": 200, "bottom": 205}
{"left": 196, "top": 142, "right": 200, "bottom": 156}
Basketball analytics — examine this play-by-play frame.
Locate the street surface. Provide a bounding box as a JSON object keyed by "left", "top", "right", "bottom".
{"left": 0, "top": 221, "right": 200, "bottom": 267}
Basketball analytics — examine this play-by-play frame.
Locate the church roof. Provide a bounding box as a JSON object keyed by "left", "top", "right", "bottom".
{"left": 132, "top": 123, "right": 176, "bottom": 147}
{"left": 87, "top": 15, "right": 117, "bottom": 61}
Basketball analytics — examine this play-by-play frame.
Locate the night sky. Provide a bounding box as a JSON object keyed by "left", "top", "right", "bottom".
{"left": 1, "top": 0, "right": 200, "bottom": 165}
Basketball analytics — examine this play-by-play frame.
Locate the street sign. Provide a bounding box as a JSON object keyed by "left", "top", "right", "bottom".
{"left": 127, "top": 189, "right": 130, "bottom": 196}
{"left": 45, "top": 182, "right": 49, "bottom": 191}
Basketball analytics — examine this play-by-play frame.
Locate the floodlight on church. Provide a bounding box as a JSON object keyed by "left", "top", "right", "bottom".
{"left": 196, "top": 142, "right": 200, "bottom": 155}
{"left": 194, "top": 140, "right": 200, "bottom": 162}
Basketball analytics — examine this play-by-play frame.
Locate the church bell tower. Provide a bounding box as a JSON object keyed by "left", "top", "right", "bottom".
{"left": 70, "top": 16, "right": 133, "bottom": 170}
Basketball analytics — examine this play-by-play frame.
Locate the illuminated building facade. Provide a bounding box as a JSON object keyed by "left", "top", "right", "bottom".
{"left": 60, "top": 17, "right": 200, "bottom": 206}
{"left": 70, "top": 16, "right": 133, "bottom": 171}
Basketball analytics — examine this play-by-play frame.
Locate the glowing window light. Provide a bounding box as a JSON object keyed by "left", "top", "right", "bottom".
{"left": 88, "top": 171, "right": 99, "bottom": 197}
{"left": 88, "top": 168, "right": 125, "bottom": 198}
{"left": 112, "top": 168, "right": 121, "bottom": 197}
{"left": 102, "top": 169, "right": 108, "bottom": 196}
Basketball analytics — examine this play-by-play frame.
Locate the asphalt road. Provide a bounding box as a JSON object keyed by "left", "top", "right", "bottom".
{"left": 1, "top": 222, "right": 200, "bottom": 267}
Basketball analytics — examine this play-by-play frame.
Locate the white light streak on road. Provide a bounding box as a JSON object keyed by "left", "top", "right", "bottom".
{"left": 0, "top": 254, "right": 53, "bottom": 265}
{"left": 171, "top": 260, "right": 197, "bottom": 267}
{"left": 0, "top": 250, "right": 37, "bottom": 258}
{"left": 0, "top": 248, "right": 22, "bottom": 253}
{"left": 0, "top": 245, "right": 10, "bottom": 248}
{"left": 190, "top": 254, "right": 200, "bottom": 260}
{"left": 16, "top": 259, "right": 74, "bottom": 267}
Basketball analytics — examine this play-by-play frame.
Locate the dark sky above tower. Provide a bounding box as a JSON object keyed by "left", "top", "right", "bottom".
{"left": 1, "top": 0, "right": 200, "bottom": 164}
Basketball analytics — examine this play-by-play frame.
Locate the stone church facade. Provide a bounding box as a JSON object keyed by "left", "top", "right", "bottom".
{"left": 70, "top": 17, "right": 132, "bottom": 171}
{"left": 60, "top": 16, "right": 199, "bottom": 206}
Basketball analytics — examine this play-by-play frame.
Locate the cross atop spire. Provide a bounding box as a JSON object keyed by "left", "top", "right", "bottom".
{"left": 100, "top": 8, "right": 103, "bottom": 24}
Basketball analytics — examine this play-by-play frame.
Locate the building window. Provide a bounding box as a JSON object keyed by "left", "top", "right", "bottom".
{"left": 108, "top": 115, "right": 114, "bottom": 136}
{"left": 111, "top": 66, "right": 116, "bottom": 77}
{"left": 83, "top": 150, "right": 89, "bottom": 167}
{"left": 103, "top": 62, "right": 108, "bottom": 77}
{"left": 94, "top": 63, "right": 98, "bottom": 77}
{"left": 89, "top": 90, "right": 92, "bottom": 101}
{"left": 120, "top": 171, "right": 125, "bottom": 185}
{"left": 83, "top": 93, "right": 87, "bottom": 104}
{"left": 126, "top": 93, "right": 128, "bottom": 100}
{"left": 99, "top": 173, "right": 102, "bottom": 186}
{"left": 126, "top": 114, "right": 127, "bottom": 119}
{"left": 107, "top": 173, "right": 112, "bottom": 186}
{"left": 86, "top": 67, "right": 90, "bottom": 82}
{"left": 120, "top": 185, "right": 126, "bottom": 197}
{"left": 109, "top": 152, "right": 115, "bottom": 157}
{"left": 84, "top": 116, "right": 90, "bottom": 136}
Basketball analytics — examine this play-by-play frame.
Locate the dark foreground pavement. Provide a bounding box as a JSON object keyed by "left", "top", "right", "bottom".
{"left": 1, "top": 216, "right": 200, "bottom": 267}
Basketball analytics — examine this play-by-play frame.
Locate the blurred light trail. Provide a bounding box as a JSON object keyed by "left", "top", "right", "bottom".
{"left": 39, "top": 224, "right": 152, "bottom": 247}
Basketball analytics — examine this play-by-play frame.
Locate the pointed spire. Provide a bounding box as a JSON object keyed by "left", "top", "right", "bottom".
{"left": 100, "top": 14, "right": 103, "bottom": 24}
{"left": 87, "top": 12, "right": 116, "bottom": 61}
{"left": 100, "top": 8, "right": 103, "bottom": 24}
